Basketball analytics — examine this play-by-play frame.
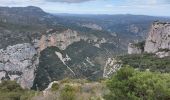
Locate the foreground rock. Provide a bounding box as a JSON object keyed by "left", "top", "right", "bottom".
{"left": 0, "top": 43, "right": 38, "bottom": 88}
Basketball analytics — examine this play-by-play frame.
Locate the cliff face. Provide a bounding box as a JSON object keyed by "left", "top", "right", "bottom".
{"left": 0, "top": 29, "right": 85, "bottom": 89}
{"left": 145, "top": 21, "right": 170, "bottom": 58}
{"left": 0, "top": 28, "right": 111, "bottom": 89}
{"left": 128, "top": 43, "right": 143, "bottom": 54}
{"left": 0, "top": 43, "right": 39, "bottom": 88}
{"left": 33, "top": 29, "right": 87, "bottom": 51}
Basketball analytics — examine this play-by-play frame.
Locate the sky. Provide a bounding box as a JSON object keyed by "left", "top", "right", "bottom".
{"left": 0, "top": 0, "right": 170, "bottom": 16}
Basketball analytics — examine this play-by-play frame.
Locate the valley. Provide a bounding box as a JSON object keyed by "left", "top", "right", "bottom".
{"left": 0, "top": 6, "right": 170, "bottom": 100}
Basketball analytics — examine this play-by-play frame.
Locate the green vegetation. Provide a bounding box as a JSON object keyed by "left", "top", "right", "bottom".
{"left": 51, "top": 83, "right": 59, "bottom": 91}
{"left": 0, "top": 80, "right": 37, "bottom": 100}
{"left": 32, "top": 46, "right": 67, "bottom": 90}
{"left": 119, "top": 53, "right": 170, "bottom": 72}
{"left": 60, "top": 85, "right": 76, "bottom": 100}
{"left": 105, "top": 66, "right": 170, "bottom": 100}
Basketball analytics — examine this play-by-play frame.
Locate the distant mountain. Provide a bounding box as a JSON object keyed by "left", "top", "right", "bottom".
{"left": 54, "top": 14, "right": 170, "bottom": 39}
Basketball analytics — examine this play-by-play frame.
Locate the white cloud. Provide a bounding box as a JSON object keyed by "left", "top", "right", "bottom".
{"left": 0, "top": 0, "right": 169, "bottom": 16}
{"left": 0, "top": 0, "right": 44, "bottom": 6}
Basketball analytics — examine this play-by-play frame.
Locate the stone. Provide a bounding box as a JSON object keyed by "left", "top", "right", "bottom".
{"left": 36, "top": 29, "right": 87, "bottom": 51}
{"left": 145, "top": 21, "right": 170, "bottom": 58}
{"left": 128, "top": 43, "right": 143, "bottom": 54}
{"left": 103, "top": 58, "right": 122, "bottom": 78}
{"left": 0, "top": 43, "right": 38, "bottom": 88}
{"left": 156, "top": 51, "right": 170, "bottom": 58}
{"left": 0, "top": 71, "right": 6, "bottom": 81}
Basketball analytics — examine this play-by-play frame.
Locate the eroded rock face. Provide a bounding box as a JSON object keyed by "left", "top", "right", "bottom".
{"left": 0, "top": 28, "right": 109, "bottom": 89}
{"left": 0, "top": 43, "right": 38, "bottom": 88}
{"left": 33, "top": 29, "right": 87, "bottom": 51}
{"left": 103, "top": 58, "right": 122, "bottom": 78}
{"left": 145, "top": 21, "right": 170, "bottom": 57}
{"left": 82, "top": 23, "right": 102, "bottom": 31}
{"left": 128, "top": 43, "right": 143, "bottom": 54}
{"left": 128, "top": 24, "right": 140, "bottom": 34}
{"left": 156, "top": 51, "right": 170, "bottom": 58}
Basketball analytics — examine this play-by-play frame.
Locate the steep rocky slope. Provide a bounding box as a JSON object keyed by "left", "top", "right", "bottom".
{"left": 145, "top": 21, "right": 170, "bottom": 58}
{"left": 128, "top": 41, "right": 145, "bottom": 54}
{"left": 128, "top": 21, "right": 170, "bottom": 58}
{"left": 32, "top": 40, "right": 108, "bottom": 90}
{"left": 0, "top": 43, "right": 38, "bottom": 88}
{"left": 128, "top": 43, "right": 143, "bottom": 54}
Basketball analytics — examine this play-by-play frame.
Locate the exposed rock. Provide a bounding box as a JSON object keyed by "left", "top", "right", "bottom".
{"left": 128, "top": 24, "right": 140, "bottom": 34}
{"left": 33, "top": 29, "right": 108, "bottom": 52}
{"left": 0, "top": 43, "right": 38, "bottom": 88}
{"left": 0, "top": 71, "right": 6, "bottom": 81}
{"left": 82, "top": 23, "right": 102, "bottom": 31}
{"left": 34, "top": 29, "right": 88, "bottom": 51}
{"left": 55, "top": 51, "right": 75, "bottom": 76}
{"left": 156, "top": 51, "right": 170, "bottom": 58}
{"left": 145, "top": 21, "right": 170, "bottom": 58}
{"left": 103, "top": 58, "right": 122, "bottom": 78}
{"left": 128, "top": 43, "right": 143, "bottom": 54}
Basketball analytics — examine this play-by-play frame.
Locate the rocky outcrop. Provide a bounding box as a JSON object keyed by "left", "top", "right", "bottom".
{"left": 128, "top": 24, "right": 140, "bottom": 34}
{"left": 82, "top": 23, "right": 102, "bottom": 31}
{"left": 33, "top": 29, "right": 108, "bottom": 52}
{"left": 33, "top": 29, "right": 88, "bottom": 51}
{"left": 145, "top": 21, "right": 170, "bottom": 58}
{"left": 103, "top": 58, "right": 122, "bottom": 78}
{"left": 128, "top": 43, "right": 143, "bottom": 54}
{"left": 0, "top": 43, "right": 38, "bottom": 88}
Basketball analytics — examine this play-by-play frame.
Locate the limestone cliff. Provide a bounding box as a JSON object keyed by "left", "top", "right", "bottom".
{"left": 145, "top": 21, "right": 170, "bottom": 58}
{"left": 0, "top": 43, "right": 38, "bottom": 88}
{"left": 33, "top": 29, "right": 87, "bottom": 51}
{"left": 128, "top": 43, "right": 143, "bottom": 54}
{"left": 0, "top": 28, "right": 109, "bottom": 89}
{"left": 33, "top": 29, "right": 108, "bottom": 52}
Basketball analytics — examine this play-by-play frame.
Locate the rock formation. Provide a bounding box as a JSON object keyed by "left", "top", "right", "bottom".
{"left": 82, "top": 23, "right": 102, "bottom": 31}
{"left": 145, "top": 21, "right": 170, "bottom": 58}
{"left": 0, "top": 28, "right": 109, "bottom": 89}
{"left": 103, "top": 58, "right": 122, "bottom": 78}
{"left": 128, "top": 43, "right": 143, "bottom": 54}
{"left": 33, "top": 29, "right": 87, "bottom": 51}
{"left": 0, "top": 29, "right": 84, "bottom": 88}
{"left": 0, "top": 43, "right": 38, "bottom": 88}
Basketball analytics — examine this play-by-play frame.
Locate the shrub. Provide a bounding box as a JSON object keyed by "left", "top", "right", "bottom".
{"left": 104, "top": 66, "right": 170, "bottom": 100}
{"left": 60, "top": 85, "right": 76, "bottom": 100}
{"left": 0, "top": 80, "right": 36, "bottom": 100}
{"left": 119, "top": 53, "right": 170, "bottom": 73}
{"left": 51, "top": 83, "right": 59, "bottom": 91}
{"left": 0, "top": 80, "right": 23, "bottom": 92}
